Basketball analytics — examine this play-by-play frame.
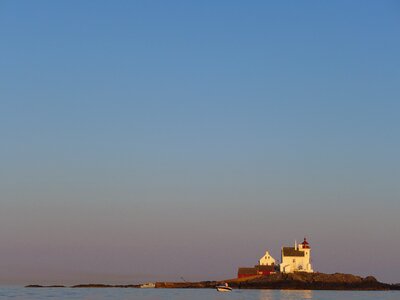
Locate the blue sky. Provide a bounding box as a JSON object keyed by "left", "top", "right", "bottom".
{"left": 0, "top": 1, "right": 399, "bottom": 284}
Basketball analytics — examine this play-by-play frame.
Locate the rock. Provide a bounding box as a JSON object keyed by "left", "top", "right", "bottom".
{"left": 25, "top": 285, "right": 65, "bottom": 288}
{"left": 363, "top": 276, "right": 377, "bottom": 282}
{"left": 227, "top": 272, "right": 392, "bottom": 290}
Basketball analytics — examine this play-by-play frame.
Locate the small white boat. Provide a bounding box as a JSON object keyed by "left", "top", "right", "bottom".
{"left": 140, "top": 282, "right": 156, "bottom": 288}
{"left": 216, "top": 283, "right": 232, "bottom": 292}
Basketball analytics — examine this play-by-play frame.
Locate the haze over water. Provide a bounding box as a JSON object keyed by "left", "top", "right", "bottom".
{"left": 1, "top": 1, "right": 399, "bottom": 285}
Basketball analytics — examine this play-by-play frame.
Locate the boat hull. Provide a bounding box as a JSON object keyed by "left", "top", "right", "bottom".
{"left": 216, "top": 286, "right": 232, "bottom": 292}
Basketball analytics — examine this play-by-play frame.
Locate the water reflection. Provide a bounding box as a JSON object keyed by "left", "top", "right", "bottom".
{"left": 258, "top": 290, "right": 313, "bottom": 300}
{"left": 280, "top": 290, "right": 313, "bottom": 299}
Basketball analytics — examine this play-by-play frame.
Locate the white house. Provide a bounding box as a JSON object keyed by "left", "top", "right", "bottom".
{"left": 259, "top": 251, "right": 276, "bottom": 266}
{"left": 279, "top": 238, "right": 313, "bottom": 273}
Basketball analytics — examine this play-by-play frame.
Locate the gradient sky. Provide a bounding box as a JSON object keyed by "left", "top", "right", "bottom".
{"left": 1, "top": 1, "right": 399, "bottom": 285}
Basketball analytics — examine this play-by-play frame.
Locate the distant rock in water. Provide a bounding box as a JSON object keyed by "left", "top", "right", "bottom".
{"left": 26, "top": 283, "right": 140, "bottom": 288}
{"left": 155, "top": 281, "right": 218, "bottom": 288}
{"left": 71, "top": 284, "right": 140, "bottom": 288}
{"left": 25, "top": 285, "right": 65, "bottom": 288}
{"left": 72, "top": 284, "right": 112, "bottom": 288}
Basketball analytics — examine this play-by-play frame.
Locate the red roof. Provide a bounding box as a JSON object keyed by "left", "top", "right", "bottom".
{"left": 301, "top": 238, "right": 310, "bottom": 247}
{"left": 282, "top": 247, "right": 305, "bottom": 257}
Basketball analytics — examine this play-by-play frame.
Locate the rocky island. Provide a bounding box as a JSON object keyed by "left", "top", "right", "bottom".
{"left": 26, "top": 272, "right": 400, "bottom": 290}
{"left": 154, "top": 272, "right": 400, "bottom": 290}
{"left": 228, "top": 272, "right": 400, "bottom": 290}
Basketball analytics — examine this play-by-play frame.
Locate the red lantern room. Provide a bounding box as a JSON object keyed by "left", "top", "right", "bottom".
{"left": 301, "top": 237, "right": 310, "bottom": 249}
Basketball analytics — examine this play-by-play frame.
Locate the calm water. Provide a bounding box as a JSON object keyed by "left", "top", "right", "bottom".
{"left": 0, "top": 288, "right": 399, "bottom": 300}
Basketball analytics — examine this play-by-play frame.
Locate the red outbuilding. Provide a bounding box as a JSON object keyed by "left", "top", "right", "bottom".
{"left": 237, "top": 265, "right": 275, "bottom": 278}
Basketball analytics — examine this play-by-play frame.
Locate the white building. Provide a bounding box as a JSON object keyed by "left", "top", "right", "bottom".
{"left": 259, "top": 251, "right": 276, "bottom": 266}
{"left": 279, "top": 238, "right": 313, "bottom": 273}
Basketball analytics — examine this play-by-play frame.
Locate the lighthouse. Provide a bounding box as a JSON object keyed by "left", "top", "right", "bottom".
{"left": 279, "top": 237, "right": 314, "bottom": 273}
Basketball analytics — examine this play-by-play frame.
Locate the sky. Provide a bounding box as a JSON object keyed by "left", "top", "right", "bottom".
{"left": 0, "top": 0, "right": 399, "bottom": 285}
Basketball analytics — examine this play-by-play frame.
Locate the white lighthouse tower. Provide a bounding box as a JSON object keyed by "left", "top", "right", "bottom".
{"left": 279, "top": 237, "right": 314, "bottom": 273}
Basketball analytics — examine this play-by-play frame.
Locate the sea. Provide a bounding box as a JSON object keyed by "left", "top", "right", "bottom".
{"left": 0, "top": 287, "right": 399, "bottom": 300}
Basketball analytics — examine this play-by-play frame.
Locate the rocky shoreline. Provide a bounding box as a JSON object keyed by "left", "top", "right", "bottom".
{"left": 25, "top": 272, "right": 400, "bottom": 290}
{"left": 226, "top": 272, "right": 400, "bottom": 290}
